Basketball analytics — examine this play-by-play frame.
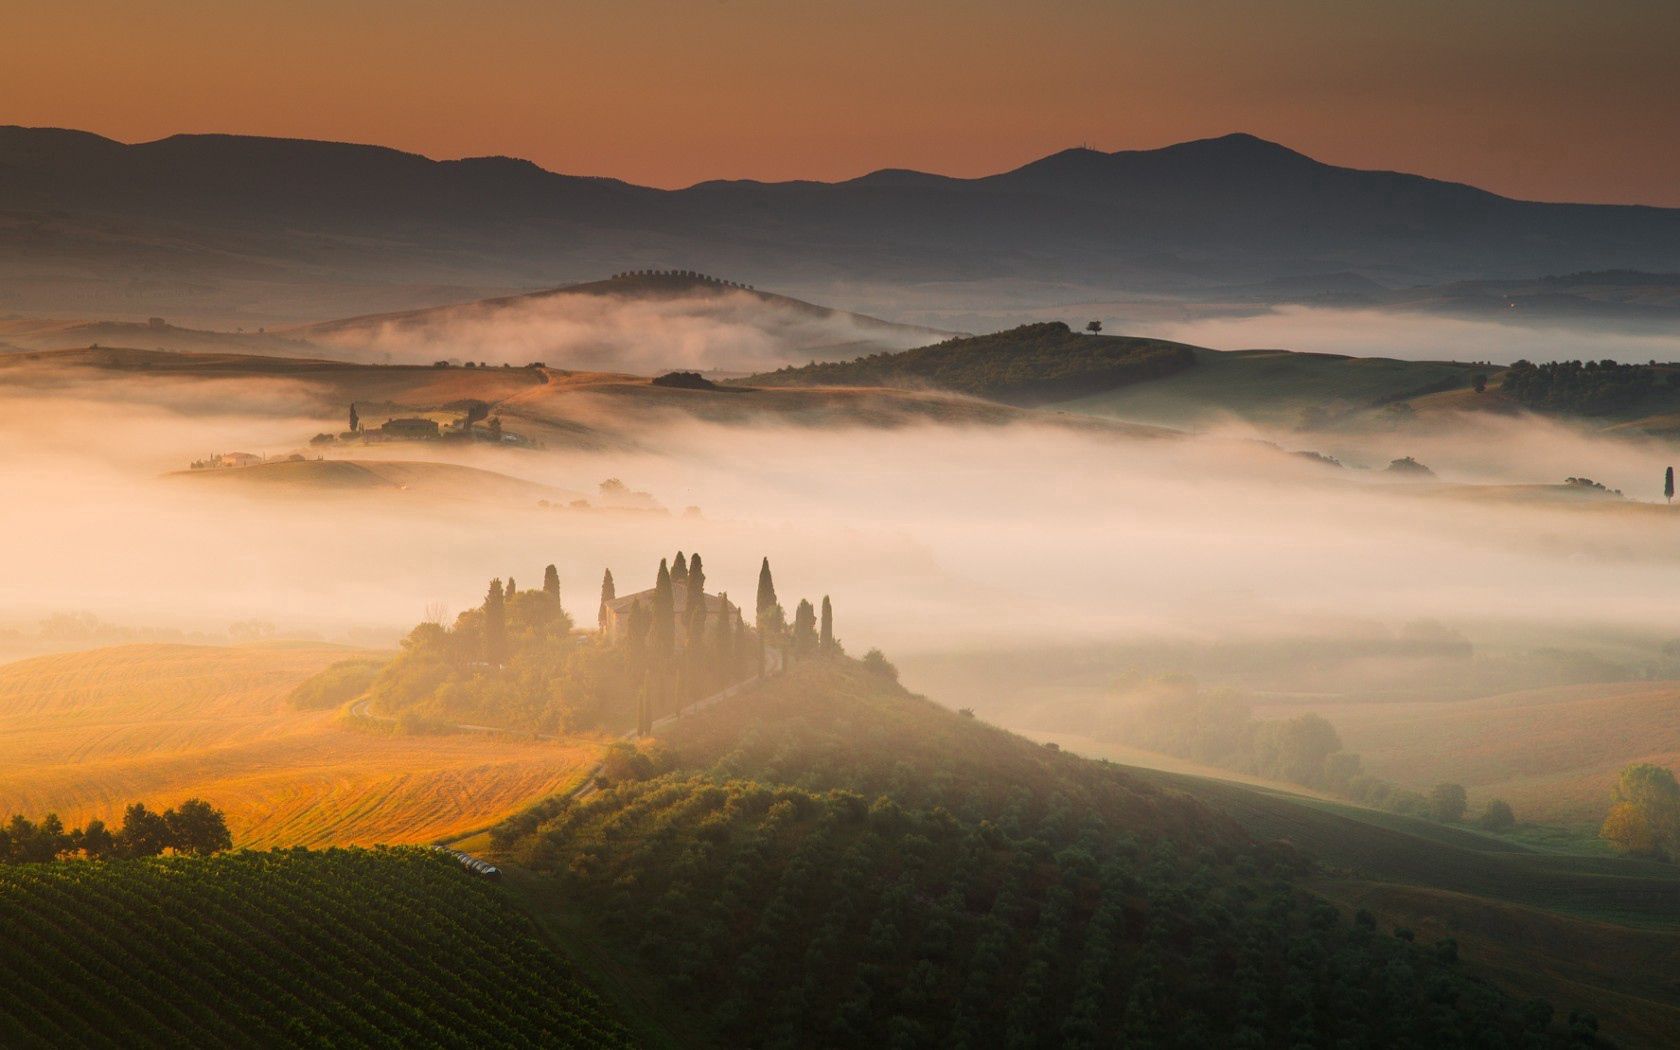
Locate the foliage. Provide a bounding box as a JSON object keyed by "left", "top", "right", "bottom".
{"left": 1501, "top": 359, "right": 1679, "bottom": 417}
{"left": 287, "top": 657, "right": 386, "bottom": 710}
{"left": 1478, "top": 799, "right": 1517, "bottom": 832}
{"left": 1429, "top": 783, "right": 1470, "bottom": 823}
{"left": 0, "top": 847, "right": 631, "bottom": 1047}
{"left": 495, "top": 661, "right": 1576, "bottom": 1048}
{"left": 742, "top": 323, "right": 1198, "bottom": 406}
{"left": 1600, "top": 763, "right": 1680, "bottom": 860}
{"left": 0, "top": 799, "right": 230, "bottom": 863}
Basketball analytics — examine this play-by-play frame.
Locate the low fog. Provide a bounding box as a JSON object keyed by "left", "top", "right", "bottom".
{"left": 304, "top": 289, "right": 938, "bottom": 373}
{"left": 5, "top": 361, "right": 1680, "bottom": 678}
{"left": 1147, "top": 306, "right": 1680, "bottom": 366}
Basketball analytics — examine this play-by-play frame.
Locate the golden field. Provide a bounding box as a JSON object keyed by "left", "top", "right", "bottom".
{"left": 1261, "top": 681, "right": 1680, "bottom": 826}
{"left": 0, "top": 642, "right": 602, "bottom": 847}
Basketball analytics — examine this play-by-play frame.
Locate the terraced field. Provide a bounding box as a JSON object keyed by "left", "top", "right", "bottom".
{"left": 0, "top": 643, "right": 603, "bottom": 847}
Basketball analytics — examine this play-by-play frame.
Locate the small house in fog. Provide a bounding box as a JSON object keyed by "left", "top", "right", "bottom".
{"left": 219, "top": 452, "right": 261, "bottom": 467}
{"left": 380, "top": 417, "right": 440, "bottom": 440}
{"left": 602, "top": 589, "right": 737, "bottom": 645}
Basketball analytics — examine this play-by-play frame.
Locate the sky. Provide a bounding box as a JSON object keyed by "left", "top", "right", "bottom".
{"left": 7, "top": 0, "right": 1680, "bottom": 205}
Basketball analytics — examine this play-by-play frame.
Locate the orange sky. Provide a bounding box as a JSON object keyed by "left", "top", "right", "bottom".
{"left": 8, "top": 0, "right": 1680, "bottom": 205}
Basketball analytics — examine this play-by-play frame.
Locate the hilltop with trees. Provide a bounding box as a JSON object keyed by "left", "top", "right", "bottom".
{"left": 361, "top": 552, "right": 836, "bottom": 735}
{"left": 740, "top": 322, "right": 1198, "bottom": 406}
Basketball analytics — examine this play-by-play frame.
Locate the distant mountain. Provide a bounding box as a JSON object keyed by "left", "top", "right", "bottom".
{"left": 5, "top": 126, "right": 1680, "bottom": 324}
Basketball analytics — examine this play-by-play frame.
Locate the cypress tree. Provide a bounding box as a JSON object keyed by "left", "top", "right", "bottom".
{"left": 652, "top": 559, "right": 675, "bottom": 660}
{"left": 1666, "top": 466, "right": 1674, "bottom": 503}
{"left": 505, "top": 577, "right": 516, "bottom": 597}
{"left": 793, "top": 598, "right": 817, "bottom": 654}
{"left": 672, "top": 551, "right": 688, "bottom": 585}
{"left": 483, "top": 578, "right": 506, "bottom": 665}
{"left": 543, "top": 564, "right": 560, "bottom": 607}
{"left": 685, "top": 553, "right": 707, "bottom": 644}
{"left": 756, "top": 557, "right": 782, "bottom": 633}
{"left": 599, "top": 568, "right": 616, "bottom": 630}
{"left": 636, "top": 681, "right": 652, "bottom": 737}
{"left": 820, "top": 595, "right": 834, "bottom": 654}
{"left": 348, "top": 403, "right": 359, "bottom": 433}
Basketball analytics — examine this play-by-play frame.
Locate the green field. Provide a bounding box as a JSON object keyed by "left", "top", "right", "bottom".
{"left": 0, "top": 847, "right": 631, "bottom": 1048}
{"left": 1057, "top": 347, "right": 1484, "bottom": 429}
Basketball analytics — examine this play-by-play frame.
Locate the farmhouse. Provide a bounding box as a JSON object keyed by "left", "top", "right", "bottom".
{"left": 218, "top": 452, "right": 261, "bottom": 467}
{"left": 601, "top": 588, "right": 738, "bottom": 645}
{"left": 380, "top": 417, "right": 441, "bottom": 440}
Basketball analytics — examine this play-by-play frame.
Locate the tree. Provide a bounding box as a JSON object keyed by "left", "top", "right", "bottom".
{"left": 820, "top": 595, "right": 834, "bottom": 654}
{"left": 651, "top": 560, "right": 675, "bottom": 661}
{"left": 792, "top": 599, "right": 817, "bottom": 654}
{"left": 1085, "top": 320, "right": 1103, "bottom": 334}
{"left": 117, "top": 803, "right": 171, "bottom": 858}
{"left": 488, "top": 416, "right": 503, "bottom": 440}
{"left": 348, "top": 403, "right": 360, "bottom": 432}
{"left": 1666, "top": 466, "right": 1674, "bottom": 503}
{"left": 1428, "top": 783, "right": 1468, "bottom": 823}
{"left": 636, "top": 682, "right": 653, "bottom": 737}
{"left": 1477, "top": 799, "right": 1516, "bottom": 831}
{"left": 483, "top": 578, "right": 507, "bottom": 665}
{"left": 1601, "top": 763, "right": 1680, "bottom": 858}
{"left": 672, "top": 552, "right": 688, "bottom": 585}
{"left": 165, "top": 799, "right": 232, "bottom": 856}
{"left": 599, "top": 569, "right": 616, "bottom": 630}
{"left": 544, "top": 564, "right": 561, "bottom": 607}
{"left": 756, "top": 557, "right": 784, "bottom": 634}
{"left": 1472, "top": 373, "right": 1488, "bottom": 394}
{"left": 79, "top": 818, "right": 116, "bottom": 859}
{"left": 506, "top": 577, "right": 516, "bottom": 597}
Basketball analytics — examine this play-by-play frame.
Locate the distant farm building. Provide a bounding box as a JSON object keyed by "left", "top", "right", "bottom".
{"left": 380, "top": 417, "right": 441, "bottom": 440}
{"left": 218, "top": 452, "right": 261, "bottom": 467}
{"left": 602, "top": 589, "right": 738, "bottom": 645}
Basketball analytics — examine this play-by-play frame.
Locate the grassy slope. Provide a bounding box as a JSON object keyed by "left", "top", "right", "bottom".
{"left": 0, "top": 847, "right": 632, "bottom": 1048}
{"left": 170, "top": 458, "right": 580, "bottom": 503}
{"left": 1117, "top": 766, "right": 1680, "bottom": 1048}
{"left": 0, "top": 643, "right": 603, "bottom": 847}
{"left": 1259, "top": 681, "right": 1680, "bottom": 826}
{"left": 1059, "top": 347, "right": 1483, "bottom": 429}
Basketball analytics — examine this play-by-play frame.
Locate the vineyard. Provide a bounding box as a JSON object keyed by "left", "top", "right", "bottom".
{"left": 0, "top": 847, "right": 631, "bottom": 1048}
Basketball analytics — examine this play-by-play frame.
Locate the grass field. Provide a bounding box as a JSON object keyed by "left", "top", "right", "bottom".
{"left": 1057, "top": 347, "right": 1483, "bottom": 429}
{"left": 1259, "top": 680, "right": 1680, "bottom": 826}
{"left": 0, "top": 643, "right": 603, "bottom": 847}
{"left": 171, "top": 457, "right": 580, "bottom": 503}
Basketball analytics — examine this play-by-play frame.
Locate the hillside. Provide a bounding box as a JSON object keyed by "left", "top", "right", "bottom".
{"left": 7, "top": 126, "right": 1680, "bottom": 324}
{"left": 740, "top": 322, "right": 1197, "bottom": 406}
{"left": 0, "top": 847, "right": 632, "bottom": 1048}
{"left": 0, "top": 644, "right": 603, "bottom": 847}
{"left": 293, "top": 271, "right": 952, "bottom": 369}
{"left": 171, "top": 458, "right": 581, "bottom": 504}
{"left": 1259, "top": 681, "right": 1680, "bottom": 826}
{"left": 487, "top": 659, "right": 1593, "bottom": 1048}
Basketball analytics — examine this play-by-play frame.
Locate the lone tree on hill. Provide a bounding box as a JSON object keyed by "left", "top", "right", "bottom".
{"left": 1666, "top": 466, "right": 1674, "bottom": 503}
{"left": 483, "top": 579, "right": 506, "bottom": 665}
{"left": 1601, "top": 762, "right": 1680, "bottom": 858}
{"left": 599, "top": 569, "right": 616, "bottom": 630}
{"left": 348, "top": 403, "right": 359, "bottom": 432}
{"left": 1085, "top": 320, "right": 1103, "bottom": 334}
{"left": 820, "top": 595, "right": 834, "bottom": 654}
{"left": 543, "top": 564, "right": 561, "bottom": 607}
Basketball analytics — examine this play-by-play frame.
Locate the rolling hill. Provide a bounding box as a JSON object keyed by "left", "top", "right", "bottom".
{"left": 7, "top": 125, "right": 1680, "bottom": 325}
{"left": 481, "top": 657, "right": 1635, "bottom": 1048}
{"left": 171, "top": 458, "right": 581, "bottom": 504}
{"left": 0, "top": 643, "right": 603, "bottom": 847}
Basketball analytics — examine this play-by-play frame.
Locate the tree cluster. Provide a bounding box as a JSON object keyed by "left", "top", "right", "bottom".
{"left": 742, "top": 322, "right": 1197, "bottom": 406}
{"left": 1501, "top": 358, "right": 1679, "bottom": 416}
{"left": 0, "top": 799, "right": 231, "bottom": 863}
